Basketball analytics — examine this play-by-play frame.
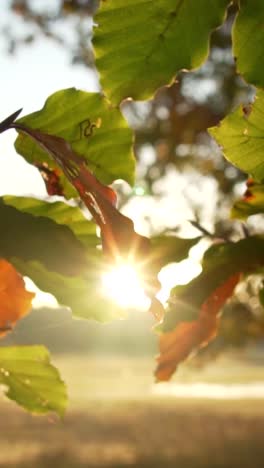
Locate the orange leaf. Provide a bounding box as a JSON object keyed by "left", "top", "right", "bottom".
{"left": 11, "top": 123, "right": 162, "bottom": 303}
{"left": 35, "top": 162, "right": 64, "bottom": 196}
{"left": 155, "top": 273, "right": 240, "bottom": 381}
{"left": 0, "top": 259, "right": 35, "bottom": 337}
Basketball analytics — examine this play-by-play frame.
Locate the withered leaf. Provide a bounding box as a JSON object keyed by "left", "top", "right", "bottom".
{"left": 231, "top": 179, "right": 264, "bottom": 219}
{"left": 11, "top": 123, "right": 161, "bottom": 303}
{"left": 34, "top": 162, "right": 64, "bottom": 196}
{"left": 0, "top": 109, "right": 22, "bottom": 134}
{"left": 155, "top": 274, "right": 240, "bottom": 381}
{"left": 0, "top": 259, "right": 35, "bottom": 337}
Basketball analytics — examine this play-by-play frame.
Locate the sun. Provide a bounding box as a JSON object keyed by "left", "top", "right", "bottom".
{"left": 101, "top": 259, "right": 202, "bottom": 310}
{"left": 101, "top": 263, "right": 150, "bottom": 310}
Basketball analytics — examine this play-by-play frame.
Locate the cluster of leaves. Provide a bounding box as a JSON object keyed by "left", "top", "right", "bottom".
{"left": 1, "top": 0, "right": 264, "bottom": 416}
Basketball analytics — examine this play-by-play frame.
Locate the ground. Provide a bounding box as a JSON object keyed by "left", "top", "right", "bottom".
{"left": 1, "top": 355, "right": 264, "bottom": 468}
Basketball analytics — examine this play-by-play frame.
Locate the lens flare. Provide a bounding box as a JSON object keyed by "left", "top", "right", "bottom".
{"left": 101, "top": 263, "right": 150, "bottom": 310}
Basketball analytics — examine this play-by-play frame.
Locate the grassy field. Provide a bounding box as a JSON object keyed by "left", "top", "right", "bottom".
{"left": 1, "top": 354, "right": 264, "bottom": 468}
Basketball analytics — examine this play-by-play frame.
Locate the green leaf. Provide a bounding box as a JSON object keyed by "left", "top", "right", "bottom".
{"left": 93, "top": 0, "right": 229, "bottom": 104}
{"left": 233, "top": 0, "right": 264, "bottom": 88}
{"left": 209, "top": 90, "right": 264, "bottom": 182}
{"left": 3, "top": 196, "right": 99, "bottom": 249}
{"left": 231, "top": 182, "right": 264, "bottom": 219}
{"left": 161, "top": 236, "right": 264, "bottom": 332}
{"left": 12, "top": 258, "right": 125, "bottom": 322}
{"left": 0, "top": 346, "right": 67, "bottom": 416}
{"left": 0, "top": 197, "right": 125, "bottom": 322}
{"left": 151, "top": 235, "right": 200, "bottom": 270}
{"left": 0, "top": 198, "right": 89, "bottom": 276}
{"left": 14, "top": 88, "right": 135, "bottom": 197}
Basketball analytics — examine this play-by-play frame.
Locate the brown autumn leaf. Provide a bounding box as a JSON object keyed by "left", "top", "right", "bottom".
{"left": 0, "top": 259, "right": 35, "bottom": 336}
{"left": 242, "top": 178, "right": 255, "bottom": 202}
{"left": 34, "top": 162, "right": 64, "bottom": 196}
{"left": 155, "top": 273, "right": 240, "bottom": 381}
{"left": 11, "top": 125, "right": 144, "bottom": 256}
{"left": 10, "top": 123, "right": 161, "bottom": 306}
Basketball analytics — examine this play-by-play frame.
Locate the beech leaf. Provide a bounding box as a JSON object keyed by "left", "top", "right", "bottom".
{"left": 233, "top": 0, "right": 264, "bottom": 89}
{"left": 0, "top": 198, "right": 88, "bottom": 276}
{"left": 155, "top": 236, "right": 264, "bottom": 380}
{"left": 0, "top": 346, "right": 67, "bottom": 416}
{"left": 150, "top": 235, "right": 201, "bottom": 270}
{"left": 209, "top": 90, "right": 264, "bottom": 182}
{"left": 2, "top": 109, "right": 163, "bottom": 309}
{"left": 0, "top": 259, "right": 34, "bottom": 336}
{"left": 11, "top": 258, "right": 125, "bottom": 322}
{"left": 3, "top": 196, "right": 99, "bottom": 250}
{"left": 231, "top": 180, "right": 264, "bottom": 219}
{"left": 11, "top": 123, "right": 162, "bottom": 304}
{"left": 34, "top": 163, "right": 64, "bottom": 196}
{"left": 0, "top": 197, "right": 124, "bottom": 323}
{"left": 13, "top": 88, "right": 135, "bottom": 197}
{"left": 161, "top": 237, "right": 264, "bottom": 332}
{"left": 155, "top": 274, "right": 240, "bottom": 381}
{"left": 93, "top": 0, "right": 229, "bottom": 104}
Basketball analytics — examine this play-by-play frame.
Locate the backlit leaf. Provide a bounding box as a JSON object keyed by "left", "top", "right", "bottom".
{"left": 93, "top": 0, "right": 229, "bottom": 104}
{"left": 0, "top": 198, "right": 88, "bottom": 276}
{"left": 161, "top": 237, "right": 264, "bottom": 333}
{"left": 0, "top": 197, "right": 125, "bottom": 323}
{"left": 155, "top": 236, "right": 264, "bottom": 380}
{"left": 231, "top": 180, "right": 264, "bottom": 219}
{"left": 12, "top": 258, "right": 125, "bottom": 322}
{"left": 14, "top": 88, "right": 135, "bottom": 197}
{"left": 150, "top": 235, "right": 201, "bottom": 270}
{"left": 0, "top": 259, "right": 34, "bottom": 336}
{"left": 11, "top": 124, "right": 162, "bottom": 304}
{"left": 233, "top": 0, "right": 264, "bottom": 88}
{"left": 3, "top": 196, "right": 99, "bottom": 249}
{"left": 209, "top": 90, "right": 264, "bottom": 182}
{"left": 0, "top": 346, "right": 67, "bottom": 416}
{"left": 155, "top": 274, "right": 239, "bottom": 381}
{"left": 0, "top": 108, "right": 22, "bottom": 133}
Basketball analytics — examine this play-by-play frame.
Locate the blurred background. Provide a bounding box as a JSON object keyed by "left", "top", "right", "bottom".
{"left": 1, "top": 1, "right": 264, "bottom": 467}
